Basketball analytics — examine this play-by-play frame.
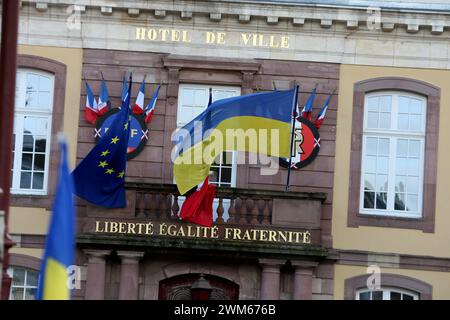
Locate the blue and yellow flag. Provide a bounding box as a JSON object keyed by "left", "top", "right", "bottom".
{"left": 37, "top": 137, "right": 75, "bottom": 300}
{"left": 173, "top": 89, "right": 297, "bottom": 194}
{"left": 72, "top": 76, "right": 132, "bottom": 208}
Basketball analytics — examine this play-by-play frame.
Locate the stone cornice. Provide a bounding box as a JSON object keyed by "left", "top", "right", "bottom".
{"left": 19, "top": 0, "right": 450, "bottom": 36}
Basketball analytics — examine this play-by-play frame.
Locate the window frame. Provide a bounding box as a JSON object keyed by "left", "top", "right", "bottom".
{"left": 10, "top": 54, "right": 67, "bottom": 209}
{"left": 347, "top": 77, "right": 440, "bottom": 233}
{"left": 11, "top": 68, "right": 55, "bottom": 195}
{"left": 359, "top": 91, "right": 426, "bottom": 218}
{"left": 7, "top": 266, "right": 39, "bottom": 300}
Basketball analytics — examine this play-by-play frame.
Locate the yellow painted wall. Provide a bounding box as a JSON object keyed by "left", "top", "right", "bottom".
{"left": 333, "top": 64, "right": 450, "bottom": 258}
{"left": 9, "top": 45, "right": 83, "bottom": 242}
{"left": 334, "top": 264, "right": 450, "bottom": 300}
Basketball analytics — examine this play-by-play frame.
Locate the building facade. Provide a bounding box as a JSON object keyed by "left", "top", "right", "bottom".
{"left": 6, "top": 0, "right": 450, "bottom": 300}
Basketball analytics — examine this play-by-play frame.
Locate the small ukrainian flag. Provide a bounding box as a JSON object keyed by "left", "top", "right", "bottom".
{"left": 36, "top": 135, "right": 75, "bottom": 300}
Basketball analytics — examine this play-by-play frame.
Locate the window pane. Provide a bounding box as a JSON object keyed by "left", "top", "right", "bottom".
{"left": 407, "top": 176, "right": 419, "bottom": 194}
{"left": 376, "top": 192, "right": 387, "bottom": 209}
{"left": 409, "top": 114, "right": 421, "bottom": 131}
{"left": 20, "top": 172, "right": 32, "bottom": 189}
{"left": 364, "top": 192, "right": 375, "bottom": 209}
{"left": 39, "top": 75, "right": 51, "bottom": 91}
{"left": 209, "top": 167, "right": 219, "bottom": 184}
{"left": 25, "top": 288, "right": 37, "bottom": 300}
{"left": 34, "top": 154, "right": 45, "bottom": 171}
{"left": 379, "top": 96, "right": 392, "bottom": 112}
{"left": 403, "top": 294, "right": 414, "bottom": 300}
{"left": 407, "top": 158, "right": 419, "bottom": 175}
{"left": 367, "top": 97, "right": 379, "bottom": 112}
{"left": 27, "top": 73, "right": 40, "bottom": 91}
{"left": 377, "top": 157, "right": 389, "bottom": 174}
{"left": 24, "top": 117, "right": 48, "bottom": 136}
{"left": 395, "top": 193, "right": 406, "bottom": 210}
{"left": 364, "top": 174, "right": 376, "bottom": 191}
{"left": 21, "top": 153, "right": 32, "bottom": 170}
{"left": 367, "top": 112, "right": 378, "bottom": 128}
{"left": 32, "top": 172, "right": 44, "bottom": 190}
{"left": 398, "top": 114, "right": 408, "bottom": 130}
{"left": 222, "top": 152, "right": 233, "bottom": 165}
{"left": 26, "top": 271, "right": 38, "bottom": 286}
{"left": 359, "top": 292, "right": 370, "bottom": 300}
{"left": 376, "top": 174, "right": 388, "bottom": 192}
{"left": 409, "top": 140, "right": 420, "bottom": 158}
{"left": 398, "top": 96, "right": 410, "bottom": 113}
{"left": 35, "top": 137, "right": 47, "bottom": 153}
{"left": 26, "top": 91, "right": 39, "bottom": 108}
{"left": 395, "top": 175, "right": 406, "bottom": 193}
{"left": 378, "top": 139, "right": 389, "bottom": 156}
{"left": 409, "top": 98, "right": 421, "bottom": 113}
{"left": 38, "top": 92, "right": 51, "bottom": 108}
{"left": 12, "top": 268, "right": 25, "bottom": 285}
{"left": 10, "top": 287, "right": 24, "bottom": 300}
{"left": 22, "top": 134, "right": 34, "bottom": 152}
{"left": 220, "top": 167, "right": 232, "bottom": 184}
{"left": 366, "top": 138, "right": 377, "bottom": 155}
{"left": 372, "top": 291, "right": 383, "bottom": 300}
{"left": 379, "top": 113, "right": 390, "bottom": 129}
{"left": 390, "top": 291, "right": 401, "bottom": 300}
{"left": 396, "top": 158, "right": 407, "bottom": 175}
{"left": 397, "top": 139, "right": 408, "bottom": 157}
{"left": 182, "top": 88, "right": 195, "bottom": 105}
{"left": 365, "top": 156, "right": 376, "bottom": 173}
{"left": 406, "top": 195, "right": 418, "bottom": 212}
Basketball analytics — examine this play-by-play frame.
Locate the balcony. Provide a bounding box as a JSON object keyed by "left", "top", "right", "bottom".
{"left": 77, "top": 180, "right": 329, "bottom": 259}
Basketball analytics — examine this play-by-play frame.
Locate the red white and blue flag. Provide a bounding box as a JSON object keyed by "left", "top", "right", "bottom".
{"left": 144, "top": 85, "right": 160, "bottom": 123}
{"left": 132, "top": 79, "right": 146, "bottom": 115}
{"left": 97, "top": 78, "right": 110, "bottom": 116}
{"left": 84, "top": 81, "right": 98, "bottom": 125}
{"left": 314, "top": 94, "right": 332, "bottom": 129}
{"left": 301, "top": 88, "right": 317, "bottom": 121}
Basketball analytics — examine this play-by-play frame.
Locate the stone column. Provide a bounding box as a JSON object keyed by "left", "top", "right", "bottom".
{"left": 291, "top": 261, "right": 318, "bottom": 300}
{"left": 84, "top": 250, "right": 110, "bottom": 300}
{"left": 259, "top": 259, "right": 285, "bottom": 300}
{"left": 117, "top": 251, "right": 144, "bottom": 300}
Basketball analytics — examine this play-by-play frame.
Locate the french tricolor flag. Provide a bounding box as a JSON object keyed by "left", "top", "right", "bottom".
{"left": 97, "top": 79, "right": 110, "bottom": 116}
{"left": 132, "top": 79, "right": 146, "bottom": 115}
{"left": 314, "top": 94, "right": 333, "bottom": 129}
{"left": 144, "top": 85, "right": 160, "bottom": 123}
{"left": 84, "top": 81, "right": 98, "bottom": 125}
{"left": 301, "top": 87, "right": 317, "bottom": 121}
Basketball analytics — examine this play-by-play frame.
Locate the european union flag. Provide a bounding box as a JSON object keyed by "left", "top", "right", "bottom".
{"left": 37, "top": 136, "right": 75, "bottom": 299}
{"left": 72, "top": 76, "right": 132, "bottom": 208}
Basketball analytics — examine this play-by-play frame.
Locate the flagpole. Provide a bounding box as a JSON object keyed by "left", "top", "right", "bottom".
{"left": 286, "top": 84, "right": 299, "bottom": 191}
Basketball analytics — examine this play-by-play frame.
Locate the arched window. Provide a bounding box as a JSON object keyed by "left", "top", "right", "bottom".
{"left": 348, "top": 77, "right": 440, "bottom": 232}
{"left": 356, "top": 287, "right": 419, "bottom": 300}
{"left": 360, "top": 91, "right": 426, "bottom": 217}
{"left": 11, "top": 68, "right": 55, "bottom": 195}
{"left": 344, "top": 273, "right": 432, "bottom": 300}
{"left": 7, "top": 267, "right": 39, "bottom": 300}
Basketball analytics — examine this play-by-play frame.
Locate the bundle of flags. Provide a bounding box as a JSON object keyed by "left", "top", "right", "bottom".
{"left": 73, "top": 75, "right": 133, "bottom": 208}
{"left": 296, "top": 87, "right": 333, "bottom": 129}
{"left": 84, "top": 75, "right": 160, "bottom": 125}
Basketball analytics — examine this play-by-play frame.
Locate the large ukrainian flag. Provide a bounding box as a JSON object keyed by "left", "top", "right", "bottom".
{"left": 37, "top": 138, "right": 75, "bottom": 300}
{"left": 173, "top": 88, "right": 297, "bottom": 194}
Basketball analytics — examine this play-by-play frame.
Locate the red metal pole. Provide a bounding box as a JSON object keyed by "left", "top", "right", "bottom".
{"left": 0, "top": 0, "right": 20, "bottom": 300}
